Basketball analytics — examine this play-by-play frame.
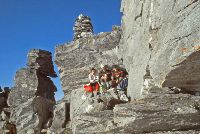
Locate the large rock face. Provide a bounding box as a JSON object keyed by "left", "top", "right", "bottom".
{"left": 55, "top": 25, "right": 122, "bottom": 102}
{"left": 2, "top": 1, "right": 200, "bottom": 133}
{"left": 112, "top": 92, "right": 200, "bottom": 133}
{"left": 69, "top": 88, "right": 200, "bottom": 133}
{"left": 55, "top": 16, "right": 122, "bottom": 133}
{"left": 8, "top": 68, "right": 37, "bottom": 107}
{"left": 4, "top": 49, "right": 57, "bottom": 133}
{"left": 119, "top": 0, "right": 200, "bottom": 99}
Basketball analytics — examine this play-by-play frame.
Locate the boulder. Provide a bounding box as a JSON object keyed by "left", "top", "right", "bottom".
{"left": 50, "top": 101, "right": 70, "bottom": 132}
{"left": 72, "top": 110, "right": 114, "bottom": 134}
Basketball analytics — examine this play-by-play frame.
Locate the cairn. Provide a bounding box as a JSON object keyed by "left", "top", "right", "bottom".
{"left": 73, "top": 14, "right": 93, "bottom": 40}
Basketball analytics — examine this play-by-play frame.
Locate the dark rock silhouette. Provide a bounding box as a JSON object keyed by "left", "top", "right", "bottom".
{"left": 33, "top": 96, "right": 55, "bottom": 132}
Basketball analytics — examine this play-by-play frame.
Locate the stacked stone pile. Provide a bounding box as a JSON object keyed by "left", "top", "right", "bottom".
{"left": 73, "top": 14, "right": 93, "bottom": 40}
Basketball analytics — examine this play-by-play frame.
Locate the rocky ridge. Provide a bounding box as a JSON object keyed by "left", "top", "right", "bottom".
{"left": 1, "top": 1, "right": 200, "bottom": 133}
{"left": 1, "top": 49, "right": 58, "bottom": 133}
{"left": 55, "top": 24, "right": 122, "bottom": 102}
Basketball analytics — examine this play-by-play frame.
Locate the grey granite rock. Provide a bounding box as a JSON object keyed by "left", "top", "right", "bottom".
{"left": 3, "top": 49, "right": 58, "bottom": 133}
{"left": 55, "top": 25, "right": 122, "bottom": 102}
{"left": 50, "top": 101, "right": 70, "bottom": 132}
{"left": 8, "top": 68, "right": 37, "bottom": 107}
{"left": 119, "top": 0, "right": 200, "bottom": 100}
{"left": 9, "top": 98, "right": 38, "bottom": 134}
{"left": 3, "top": 0, "right": 200, "bottom": 133}
{"left": 112, "top": 93, "right": 200, "bottom": 133}
{"left": 72, "top": 110, "right": 114, "bottom": 134}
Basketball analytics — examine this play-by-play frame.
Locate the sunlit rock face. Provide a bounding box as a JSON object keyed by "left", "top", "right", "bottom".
{"left": 8, "top": 49, "right": 57, "bottom": 106}
{"left": 6, "top": 49, "right": 57, "bottom": 133}
{"left": 119, "top": 0, "right": 200, "bottom": 99}
{"left": 73, "top": 14, "right": 94, "bottom": 41}
{"left": 55, "top": 25, "right": 122, "bottom": 102}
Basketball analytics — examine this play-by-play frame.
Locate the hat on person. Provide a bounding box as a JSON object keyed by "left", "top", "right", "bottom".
{"left": 100, "top": 64, "right": 105, "bottom": 68}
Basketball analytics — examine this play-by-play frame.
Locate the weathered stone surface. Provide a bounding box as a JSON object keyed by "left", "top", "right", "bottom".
{"left": 9, "top": 98, "right": 38, "bottom": 134}
{"left": 50, "top": 101, "right": 70, "bottom": 132}
{"left": 150, "top": 130, "right": 200, "bottom": 134}
{"left": 8, "top": 68, "right": 37, "bottom": 106}
{"left": 119, "top": 0, "right": 200, "bottom": 99}
{"left": 27, "top": 49, "right": 57, "bottom": 77}
{"left": 3, "top": 0, "right": 200, "bottom": 133}
{"left": 73, "top": 14, "right": 93, "bottom": 40}
{"left": 70, "top": 87, "right": 128, "bottom": 134}
{"left": 55, "top": 26, "right": 121, "bottom": 102}
{"left": 72, "top": 110, "right": 114, "bottom": 134}
{"left": 112, "top": 93, "right": 200, "bottom": 133}
{"left": 4, "top": 49, "right": 58, "bottom": 133}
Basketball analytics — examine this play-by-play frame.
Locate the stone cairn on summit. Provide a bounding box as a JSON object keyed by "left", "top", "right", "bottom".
{"left": 73, "top": 14, "right": 93, "bottom": 40}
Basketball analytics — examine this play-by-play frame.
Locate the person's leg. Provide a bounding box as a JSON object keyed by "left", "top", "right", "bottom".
{"left": 106, "top": 81, "right": 110, "bottom": 90}
{"left": 93, "top": 91, "right": 97, "bottom": 97}
{"left": 82, "top": 89, "right": 88, "bottom": 100}
{"left": 94, "top": 83, "right": 99, "bottom": 97}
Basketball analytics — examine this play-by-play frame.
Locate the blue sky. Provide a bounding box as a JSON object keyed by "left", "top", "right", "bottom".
{"left": 0, "top": 0, "right": 121, "bottom": 100}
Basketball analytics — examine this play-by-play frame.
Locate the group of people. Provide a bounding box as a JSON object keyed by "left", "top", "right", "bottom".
{"left": 83, "top": 64, "right": 128, "bottom": 99}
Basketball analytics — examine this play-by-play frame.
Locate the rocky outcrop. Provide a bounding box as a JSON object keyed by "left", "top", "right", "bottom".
{"left": 50, "top": 101, "right": 71, "bottom": 133}
{"left": 2, "top": 0, "right": 200, "bottom": 133}
{"left": 54, "top": 15, "right": 123, "bottom": 133}
{"left": 71, "top": 88, "right": 200, "bottom": 133}
{"left": 113, "top": 93, "right": 200, "bottom": 133}
{"left": 55, "top": 24, "right": 122, "bottom": 102}
{"left": 2, "top": 49, "right": 58, "bottom": 133}
{"left": 72, "top": 110, "right": 114, "bottom": 133}
{"left": 119, "top": 0, "right": 200, "bottom": 100}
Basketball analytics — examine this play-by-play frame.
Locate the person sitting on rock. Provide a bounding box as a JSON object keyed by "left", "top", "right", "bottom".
{"left": 83, "top": 68, "right": 99, "bottom": 99}
{"left": 117, "top": 72, "right": 128, "bottom": 92}
{"left": 111, "top": 67, "right": 129, "bottom": 101}
{"left": 99, "top": 64, "right": 111, "bottom": 92}
{"left": 89, "top": 68, "right": 99, "bottom": 96}
{"left": 111, "top": 65, "right": 123, "bottom": 89}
